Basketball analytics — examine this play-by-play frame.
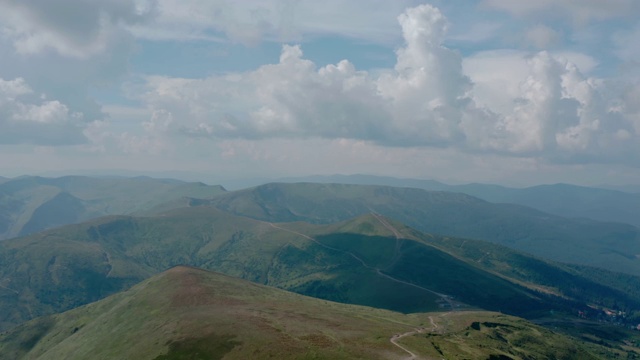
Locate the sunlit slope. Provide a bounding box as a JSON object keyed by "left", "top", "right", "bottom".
{"left": 0, "top": 266, "right": 614, "bottom": 360}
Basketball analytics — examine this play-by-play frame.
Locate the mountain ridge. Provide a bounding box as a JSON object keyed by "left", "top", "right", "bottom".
{"left": 2, "top": 206, "right": 640, "bottom": 332}
{"left": 268, "top": 174, "right": 640, "bottom": 227}
{"left": 207, "top": 182, "right": 640, "bottom": 275}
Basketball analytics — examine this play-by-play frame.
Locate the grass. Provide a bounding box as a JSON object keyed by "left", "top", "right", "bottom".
{"left": 153, "top": 334, "right": 241, "bottom": 360}
{"left": 209, "top": 182, "right": 640, "bottom": 276}
{"left": 4, "top": 206, "right": 640, "bottom": 332}
{"left": 0, "top": 266, "right": 628, "bottom": 360}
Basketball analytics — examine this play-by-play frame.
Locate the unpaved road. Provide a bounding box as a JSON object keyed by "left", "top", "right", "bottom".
{"left": 267, "top": 220, "right": 456, "bottom": 359}
{"left": 390, "top": 314, "right": 450, "bottom": 360}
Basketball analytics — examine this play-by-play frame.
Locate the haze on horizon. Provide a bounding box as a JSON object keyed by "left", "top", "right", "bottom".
{"left": 1, "top": 0, "right": 639, "bottom": 187}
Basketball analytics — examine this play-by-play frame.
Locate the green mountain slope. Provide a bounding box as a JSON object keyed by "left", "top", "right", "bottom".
{"left": 0, "top": 176, "right": 225, "bottom": 240}
{"left": 0, "top": 266, "right": 623, "bottom": 360}
{"left": 207, "top": 182, "right": 640, "bottom": 275}
{"left": 3, "top": 206, "right": 640, "bottom": 333}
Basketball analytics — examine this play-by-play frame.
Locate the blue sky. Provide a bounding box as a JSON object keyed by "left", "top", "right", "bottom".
{"left": 0, "top": 0, "right": 639, "bottom": 186}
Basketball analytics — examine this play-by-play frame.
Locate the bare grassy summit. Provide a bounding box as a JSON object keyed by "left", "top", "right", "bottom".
{"left": 0, "top": 266, "right": 620, "bottom": 360}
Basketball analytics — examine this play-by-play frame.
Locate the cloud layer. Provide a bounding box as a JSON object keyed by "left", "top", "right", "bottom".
{"left": 0, "top": 0, "right": 153, "bottom": 57}
{"left": 137, "top": 4, "right": 640, "bottom": 165}
{"left": 1, "top": 0, "right": 639, "bottom": 185}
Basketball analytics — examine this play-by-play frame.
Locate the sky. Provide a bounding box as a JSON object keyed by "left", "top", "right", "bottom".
{"left": 0, "top": 0, "right": 639, "bottom": 187}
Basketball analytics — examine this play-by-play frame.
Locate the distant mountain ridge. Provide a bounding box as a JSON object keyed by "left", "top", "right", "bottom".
{"left": 0, "top": 175, "right": 226, "bottom": 240}
{"left": 270, "top": 174, "right": 640, "bottom": 228}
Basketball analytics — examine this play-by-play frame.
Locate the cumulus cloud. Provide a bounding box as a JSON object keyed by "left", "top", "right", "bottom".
{"left": 466, "top": 51, "right": 638, "bottom": 162}
{"left": 134, "top": 3, "right": 640, "bottom": 165}
{"left": 141, "top": 5, "right": 476, "bottom": 146}
{"left": 0, "top": 0, "right": 155, "bottom": 58}
{"left": 0, "top": 77, "right": 89, "bottom": 145}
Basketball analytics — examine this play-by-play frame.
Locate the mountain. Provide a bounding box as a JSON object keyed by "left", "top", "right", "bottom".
{"left": 207, "top": 182, "right": 640, "bottom": 275}
{"left": 599, "top": 184, "right": 640, "bottom": 194}
{"left": 4, "top": 205, "right": 640, "bottom": 334}
{"left": 0, "top": 176, "right": 225, "bottom": 240}
{"left": 272, "top": 175, "right": 640, "bottom": 228}
{"left": 0, "top": 266, "right": 623, "bottom": 360}
{"left": 452, "top": 183, "right": 640, "bottom": 229}
{"left": 0, "top": 207, "right": 546, "bottom": 329}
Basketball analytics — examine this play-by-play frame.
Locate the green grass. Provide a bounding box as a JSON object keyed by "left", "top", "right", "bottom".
{"left": 4, "top": 206, "right": 640, "bottom": 333}
{"left": 209, "top": 182, "right": 640, "bottom": 276}
{"left": 0, "top": 267, "right": 629, "bottom": 360}
{"left": 153, "top": 334, "right": 241, "bottom": 360}
{"left": 398, "top": 312, "right": 614, "bottom": 359}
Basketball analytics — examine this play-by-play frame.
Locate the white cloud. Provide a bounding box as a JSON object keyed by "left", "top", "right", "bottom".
{"left": 0, "top": 0, "right": 154, "bottom": 58}
{"left": 0, "top": 77, "right": 88, "bottom": 145}
{"left": 134, "top": 4, "right": 640, "bottom": 167}
{"left": 2, "top": 2, "right": 634, "bottom": 171}
{"left": 140, "top": 5, "right": 478, "bottom": 146}
{"left": 465, "top": 50, "right": 638, "bottom": 162}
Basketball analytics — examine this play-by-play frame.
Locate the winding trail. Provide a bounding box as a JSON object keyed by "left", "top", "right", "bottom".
{"left": 390, "top": 314, "right": 449, "bottom": 360}
{"left": 268, "top": 223, "right": 371, "bottom": 269}
{"left": 267, "top": 221, "right": 451, "bottom": 301}
{"left": 370, "top": 212, "right": 402, "bottom": 239}
{"left": 267, "top": 218, "right": 459, "bottom": 359}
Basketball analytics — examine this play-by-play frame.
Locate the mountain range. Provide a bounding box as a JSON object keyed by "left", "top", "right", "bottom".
{"left": 272, "top": 174, "right": 640, "bottom": 228}
{"left": 1, "top": 175, "right": 640, "bottom": 358}
{"left": 207, "top": 182, "right": 640, "bottom": 275}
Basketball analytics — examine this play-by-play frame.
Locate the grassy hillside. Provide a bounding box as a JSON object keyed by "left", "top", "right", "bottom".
{"left": 207, "top": 182, "right": 640, "bottom": 275}
{"left": 0, "top": 176, "right": 225, "bottom": 240}
{"left": 0, "top": 206, "right": 607, "bottom": 331}
{"left": 0, "top": 266, "right": 628, "bottom": 360}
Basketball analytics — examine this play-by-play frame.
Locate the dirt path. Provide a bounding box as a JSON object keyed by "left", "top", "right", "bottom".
{"left": 268, "top": 223, "right": 373, "bottom": 269}
{"left": 370, "top": 212, "right": 402, "bottom": 239}
{"left": 390, "top": 331, "right": 419, "bottom": 359}
{"left": 367, "top": 213, "right": 457, "bottom": 310}
{"left": 390, "top": 314, "right": 449, "bottom": 360}
{"left": 267, "top": 221, "right": 456, "bottom": 359}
